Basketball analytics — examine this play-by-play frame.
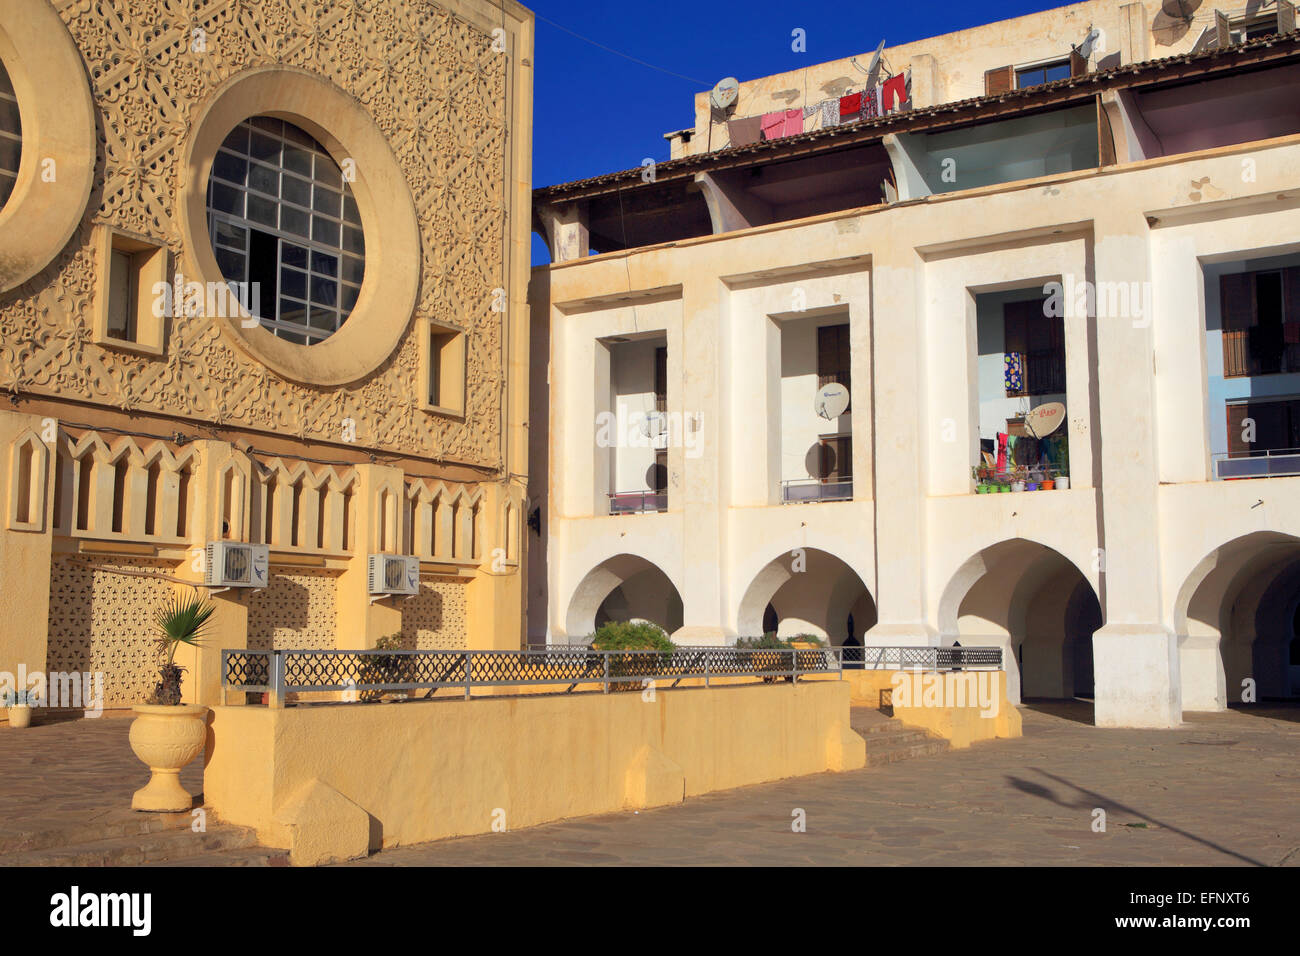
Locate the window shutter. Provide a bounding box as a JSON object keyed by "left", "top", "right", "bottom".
{"left": 1070, "top": 49, "right": 1088, "bottom": 77}
{"left": 1279, "top": 0, "right": 1296, "bottom": 35}
{"left": 985, "top": 65, "right": 1014, "bottom": 95}
{"left": 1226, "top": 404, "right": 1250, "bottom": 456}
{"left": 1220, "top": 272, "right": 1255, "bottom": 332}
{"left": 654, "top": 346, "right": 667, "bottom": 412}
{"left": 1215, "top": 9, "right": 1232, "bottom": 48}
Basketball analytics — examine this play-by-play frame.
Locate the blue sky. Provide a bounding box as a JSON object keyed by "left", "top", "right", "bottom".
{"left": 527, "top": 0, "right": 1069, "bottom": 264}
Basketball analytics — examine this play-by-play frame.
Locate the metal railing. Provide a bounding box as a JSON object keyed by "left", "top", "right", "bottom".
{"left": 223, "top": 646, "right": 843, "bottom": 707}
{"left": 607, "top": 490, "right": 668, "bottom": 515}
{"left": 781, "top": 478, "right": 853, "bottom": 503}
{"left": 1213, "top": 447, "right": 1300, "bottom": 480}
{"left": 223, "top": 644, "right": 1004, "bottom": 707}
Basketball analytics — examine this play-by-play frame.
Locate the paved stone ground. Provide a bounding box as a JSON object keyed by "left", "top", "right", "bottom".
{"left": 2, "top": 703, "right": 1297, "bottom": 866}
{"left": 0, "top": 710, "right": 203, "bottom": 850}
{"left": 342, "top": 702, "right": 1300, "bottom": 867}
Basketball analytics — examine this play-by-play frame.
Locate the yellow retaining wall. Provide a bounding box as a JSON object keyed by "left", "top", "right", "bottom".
{"left": 204, "top": 680, "right": 865, "bottom": 864}
{"left": 806, "top": 670, "right": 1022, "bottom": 749}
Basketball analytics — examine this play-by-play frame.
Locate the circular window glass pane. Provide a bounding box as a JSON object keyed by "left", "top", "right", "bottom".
{"left": 205, "top": 117, "right": 365, "bottom": 345}
{"left": 0, "top": 59, "right": 22, "bottom": 213}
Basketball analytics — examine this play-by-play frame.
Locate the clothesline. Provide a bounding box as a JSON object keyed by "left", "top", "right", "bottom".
{"left": 722, "top": 71, "right": 912, "bottom": 148}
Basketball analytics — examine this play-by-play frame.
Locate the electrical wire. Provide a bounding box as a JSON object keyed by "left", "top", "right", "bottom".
{"left": 532, "top": 10, "right": 707, "bottom": 86}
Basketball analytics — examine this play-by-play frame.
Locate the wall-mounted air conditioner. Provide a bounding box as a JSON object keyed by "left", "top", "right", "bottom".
{"left": 205, "top": 542, "right": 270, "bottom": 589}
{"left": 368, "top": 554, "right": 420, "bottom": 596}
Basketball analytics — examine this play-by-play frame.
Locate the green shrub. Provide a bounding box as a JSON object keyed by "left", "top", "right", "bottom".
{"left": 589, "top": 620, "right": 675, "bottom": 652}
{"left": 734, "top": 632, "right": 824, "bottom": 649}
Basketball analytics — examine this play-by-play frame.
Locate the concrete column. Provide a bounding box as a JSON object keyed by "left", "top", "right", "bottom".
{"left": 334, "top": 463, "right": 405, "bottom": 650}
{"left": 466, "top": 481, "right": 526, "bottom": 649}
{"left": 176, "top": 440, "right": 249, "bottom": 706}
{"left": 0, "top": 410, "right": 56, "bottom": 700}
{"left": 865, "top": 247, "right": 936, "bottom": 647}
{"left": 538, "top": 202, "right": 589, "bottom": 263}
{"left": 1091, "top": 211, "right": 1181, "bottom": 727}
{"left": 674, "top": 276, "right": 727, "bottom": 643}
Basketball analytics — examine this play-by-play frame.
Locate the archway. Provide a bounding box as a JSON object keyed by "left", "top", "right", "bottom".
{"left": 736, "top": 549, "right": 876, "bottom": 656}
{"left": 564, "top": 554, "right": 683, "bottom": 642}
{"left": 1175, "top": 532, "right": 1300, "bottom": 710}
{"left": 938, "top": 539, "right": 1100, "bottom": 708}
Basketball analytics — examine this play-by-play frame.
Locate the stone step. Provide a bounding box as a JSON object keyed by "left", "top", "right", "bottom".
{"left": 147, "top": 845, "right": 290, "bottom": 867}
{"left": 4, "top": 823, "right": 266, "bottom": 867}
{"left": 0, "top": 808, "right": 195, "bottom": 856}
{"left": 850, "top": 707, "right": 951, "bottom": 767}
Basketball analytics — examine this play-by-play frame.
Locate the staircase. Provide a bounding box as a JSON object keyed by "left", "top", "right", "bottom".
{"left": 851, "top": 707, "right": 950, "bottom": 766}
{"left": 0, "top": 808, "right": 287, "bottom": 867}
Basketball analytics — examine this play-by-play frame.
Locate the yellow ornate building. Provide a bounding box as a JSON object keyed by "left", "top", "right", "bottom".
{"left": 0, "top": 0, "right": 535, "bottom": 709}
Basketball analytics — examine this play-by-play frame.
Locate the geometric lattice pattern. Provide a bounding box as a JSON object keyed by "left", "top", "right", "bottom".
{"left": 399, "top": 575, "right": 467, "bottom": 649}
{"left": 2, "top": 1, "right": 509, "bottom": 466}
{"left": 223, "top": 646, "right": 847, "bottom": 698}
{"left": 247, "top": 568, "right": 339, "bottom": 651}
{"left": 46, "top": 555, "right": 179, "bottom": 707}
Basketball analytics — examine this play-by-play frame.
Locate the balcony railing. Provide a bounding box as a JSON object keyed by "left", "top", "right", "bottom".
{"left": 1214, "top": 448, "right": 1300, "bottom": 480}
{"left": 608, "top": 490, "right": 667, "bottom": 515}
{"left": 781, "top": 478, "right": 853, "bottom": 503}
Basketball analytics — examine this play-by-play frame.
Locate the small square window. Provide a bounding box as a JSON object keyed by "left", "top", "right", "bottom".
{"left": 423, "top": 321, "right": 466, "bottom": 416}
{"left": 94, "top": 227, "right": 167, "bottom": 356}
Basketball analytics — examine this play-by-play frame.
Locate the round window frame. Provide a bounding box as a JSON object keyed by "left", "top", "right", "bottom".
{"left": 180, "top": 67, "right": 420, "bottom": 387}
{"left": 0, "top": 1, "right": 97, "bottom": 294}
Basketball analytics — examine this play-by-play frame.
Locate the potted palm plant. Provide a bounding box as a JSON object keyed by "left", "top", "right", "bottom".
{"left": 2, "top": 687, "right": 38, "bottom": 728}
{"left": 128, "top": 589, "right": 215, "bottom": 812}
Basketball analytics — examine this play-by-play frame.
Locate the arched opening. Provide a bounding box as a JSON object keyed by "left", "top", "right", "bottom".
{"left": 939, "top": 539, "right": 1100, "bottom": 711}
{"left": 736, "top": 549, "right": 876, "bottom": 658}
{"left": 565, "top": 554, "right": 684, "bottom": 643}
{"left": 1176, "top": 532, "right": 1300, "bottom": 711}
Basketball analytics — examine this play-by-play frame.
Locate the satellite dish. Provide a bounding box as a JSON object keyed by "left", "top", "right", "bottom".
{"left": 709, "top": 77, "right": 739, "bottom": 112}
{"left": 1076, "top": 26, "right": 1101, "bottom": 60}
{"left": 641, "top": 411, "right": 666, "bottom": 438}
{"left": 1023, "top": 402, "right": 1066, "bottom": 438}
{"left": 1152, "top": 0, "right": 1202, "bottom": 45}
{"left": 814, "top": 383, "right": 850, "bottom": 420}
{"left": 865, "top": 38, "right": 886, "bottom": 87}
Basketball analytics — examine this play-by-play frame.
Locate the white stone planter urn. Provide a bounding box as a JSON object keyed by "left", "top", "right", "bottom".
{"left": 1056, "top": 476, "right": 1070, "bottom": 490}
{"left": 6, "top": 704, "right": 32, "bottom": 729}
{"left": 129, "top": 703, "right": 208, "bottom": 812}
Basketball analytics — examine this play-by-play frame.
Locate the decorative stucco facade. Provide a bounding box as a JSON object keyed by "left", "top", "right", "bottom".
{"left": 0, "top": 0, "right": 535, "bottom": 709}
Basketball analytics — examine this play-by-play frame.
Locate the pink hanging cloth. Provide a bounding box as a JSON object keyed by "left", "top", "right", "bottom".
{"left": 760, "top": 111, "right": 786, "bottom": 141}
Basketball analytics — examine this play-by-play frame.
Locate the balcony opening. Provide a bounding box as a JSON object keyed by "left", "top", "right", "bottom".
{"left": 603, "top": 334, "right": 669, "bottom": 515}
{"left": 974, "top": 289, "right": 1070, "bottom": 492}
{"left": 1207, "top": 255, "right": 1300, "bottom": 479}
{"left": 779, "top": 313, "right": 853, "bottom": 503}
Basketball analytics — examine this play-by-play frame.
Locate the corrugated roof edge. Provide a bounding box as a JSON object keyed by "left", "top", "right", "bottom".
{"left": 534, "top": 30, "right": 1300, "bottom": 200}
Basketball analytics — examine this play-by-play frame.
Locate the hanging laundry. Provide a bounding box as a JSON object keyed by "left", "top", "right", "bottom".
{"left": 861, "top": 86, "right": 881, "bottom": 120}
{"left": 882, "top": 71, "right": 909, "bottom": 112}
{"left": 1004, "top": 352, "right": 1024, "bottom": 393}
{"left": 727, "top": 115, "right": 763, "bottom": 147}
{"left": 803, "top": 102, "right": 825, "bottom": 132}
{"left": 839, "top": 91, "right": 862, "bottom": 120}
{"left": 781, "top": 108, "right": 804, "bottom": 136}
{"left": 996, "top": 432, "right": 1009, "bottom": 475}
{"left": 821, "top": 98, "right": 840, "bottom": 128}
{"left": 760, "top": 111, "right": 786, "bottom": 141}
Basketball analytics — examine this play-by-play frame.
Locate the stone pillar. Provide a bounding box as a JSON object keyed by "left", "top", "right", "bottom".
{"left": 465, "top": 481, "right": 526, "bottom": 649}
{"left": 1091, "top": 212, "right": 1181, "bottom": 728}
{"left": 176, "top": 440, "right": 250, "bottom": 706}
{"left": 674, "top": 276, "right": 727, "bottom": 644}
{"left": 334, "top": 463, "right": 405, "bottom": 650}
{"left": 863, "top": 248, "right": 936, "bottom": 647}
{"left": 538, "top": 202, "right": 590, "bottom": 263}
{"left": 0, "top": 409, "right": 56, "bottom": 703}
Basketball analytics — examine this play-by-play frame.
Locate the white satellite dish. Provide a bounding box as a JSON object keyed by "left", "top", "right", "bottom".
{"left": 709, "top": 77, "right": 739, "bottom": 112}
{"left": 641, "top": 411, "right": 666, "bottom": 438}
{"left": 865, "top": 38, "right": 886, "bottom": 87}
{"left": 1075, "top": 26, "right": 1101, "bottom": 60}
{"left": 814, "top": 383, "right": 850, "bottom": 420}
{"left": 1023, "top": 402, "right": 1066, "bottom": 438}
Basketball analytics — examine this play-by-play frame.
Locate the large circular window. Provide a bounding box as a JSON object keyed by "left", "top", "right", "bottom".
{"left": 0, "top": 58, "right": 19, "bottom": 212}
{"left": 205, "top": 116, "right": 365, "bottom": 345}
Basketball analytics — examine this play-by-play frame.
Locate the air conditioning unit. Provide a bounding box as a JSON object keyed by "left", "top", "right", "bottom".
{"left": 368, "top": 554, "right": 420, "bottom": 596}
{"left": 205, "top": 542, "right": 270, "bottom": 588}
